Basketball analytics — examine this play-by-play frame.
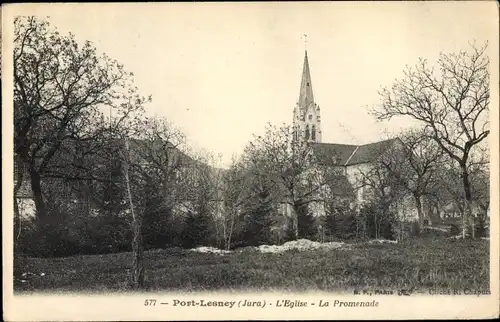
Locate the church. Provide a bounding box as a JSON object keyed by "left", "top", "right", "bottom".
{"left": 288, "top": 50, "right": 418, "bottom": 221}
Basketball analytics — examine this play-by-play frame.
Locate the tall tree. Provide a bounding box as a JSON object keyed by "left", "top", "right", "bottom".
{"left": 119, "top": 117, "right": 190, "bottom": 287}
{"left": 14, "top": 17, "right": 149, "bottom": 220}
{"left": 182, "top": 210, "right": 210, "bottom": 249}
{"left": 356, "top": 156, "right": 405, "bottom": 239}
{"left": 241, "top": 182, "right": 274, "bottom": 246}
{"left": 120, "top": 138, "right": 144, "bottom": 289}
{"left": 242, "top": 123, "right": 341, "bottom": 239}
{"left": 377, "top": 132, "right": 445, "bottom": 229}
{"left": 373, "top": 43, "right": 490, "bottom": 238}
{"left": 218, "top": 159, "right": 250, "bottom": 249}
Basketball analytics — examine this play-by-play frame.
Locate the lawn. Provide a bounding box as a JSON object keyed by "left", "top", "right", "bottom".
{"left": 14, "top": 238, "right": 490, "bottom": 294}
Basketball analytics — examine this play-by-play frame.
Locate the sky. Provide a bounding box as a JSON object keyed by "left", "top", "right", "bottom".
{"left": 5, "top": 2, "right": 499, "bottom": 167}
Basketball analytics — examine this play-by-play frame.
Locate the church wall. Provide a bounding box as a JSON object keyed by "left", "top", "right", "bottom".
{"left": 344, "top": 163, "right": 419, "bottom": 222}
{"left": 345, "top": 163, "right": 371, "bottom": 205}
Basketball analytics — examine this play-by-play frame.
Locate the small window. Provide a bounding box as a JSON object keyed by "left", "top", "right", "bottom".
{"left": 307, "top": 82, "right": 310, "bottom": 86}
{"left": 305, "top": 125, "right": 310, "bottom": 140}
{"left": 308, "top": 114, "right": 312, "bottom": 120}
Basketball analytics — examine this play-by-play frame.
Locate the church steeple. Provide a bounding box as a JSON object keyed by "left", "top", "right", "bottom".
{"left": 298, "top": 50, "right": 314, "bottom": 110}
{"left": 293, "top": 49, "right": 322, "bottom": 144}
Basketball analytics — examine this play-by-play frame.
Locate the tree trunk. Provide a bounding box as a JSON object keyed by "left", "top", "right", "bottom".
{"left": 14, "top": 159, "right": 24, "bottom": 242}
{"left": 292, "top": 204, "right": 299, "bottom": 240}
{"left": 461, "top": 166, "right": 474, "bottom": 239}
{"left": 227, "top": 213, "right": 235, "bottom": 251}
{"left": 413, "top": 193, "right": 425, "bottom": 230}
{"left": 131, "top": 215, "right": 144, "bottom": 289}
{"left": 29, "top": 167, "right": 47, "bottom": 219}
{"left": 122, "top": 140, "right": 144, "bottom": 289}
{"left": 222, "top": 217, "right": 228, "bottom": 249}
{"left": 429, "top": 202, "right": 441, "bottom": 225}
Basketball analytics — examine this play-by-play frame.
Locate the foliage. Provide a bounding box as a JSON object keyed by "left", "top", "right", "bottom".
{"left": 296, "top": 202, "right": 317, "bottom": 240}
{"left": 241, "top": 189, "right": 273, "bottom": 247}
{"left": 322, "top": 201, "right": 359, "bottom": 240}
{"left": 358, "top": 204, "right": 396, "bottom": 240}
{"left": 18, "top": 205, "right": 132, "bottom": 258}
{"left": 410, "top": 221, "right": 421, "bottom": 238}
{"left": 449, "top": 223, "right": 461, "bottom": 237}
{"left": 141, "top": 189, "right": 177, "bottom": 250}
{"left": 181, "top": 211, "right": 210, "bottom": 249}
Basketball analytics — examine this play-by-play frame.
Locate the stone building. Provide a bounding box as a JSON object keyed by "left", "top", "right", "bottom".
{"left": 288, "top": 50, "right": 418, "bottom": 221}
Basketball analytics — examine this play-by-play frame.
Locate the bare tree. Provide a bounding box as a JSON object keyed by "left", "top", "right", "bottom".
{"left": 117, "top": 117, "right": 189, "bottom": 288}
{"left": 119, "top": 138, "right": 143, "bottom": 289}
{"left": 356, "top": 159, "right": 405, "bottom": 239}
{"left": 130, "top": 117, "right": 188, "bottom": 209}
{"left": 373, "top": 42, "right": 490, "bottom": 238}
{"left": 218, "top": 159, "right": 249, "bottom": 250}
{"left": 377, "top": 131, "right": 445, "bottom": 229}
{"left": 242, "top": 123, "right": 341, "bottom": 239}
{"left": 430, "top": 146, "right": 489, "bottom": 225}
{"left": 14, "top": 17, "right": 149, "bottom": 220}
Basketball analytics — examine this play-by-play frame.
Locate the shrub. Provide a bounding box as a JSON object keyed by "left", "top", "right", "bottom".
{"left": 410, "top": 221, "right": 421, "bottom": 237}
{"left": 181, "top": 211, "right": 210, "bottom": 249}
{"left": 358, "top": 204, "right": 396, "bottom": 240}
{"left": 336, "top": 214, "right": 359, "bottom": 240}
{"left": 296, "top": 203, "right": 316, "bottom": 240}
{"left": 475, "top": 214, "right": 488, "bottom": 238}
{"left": 450, "top": 223, "right": 461, "bottom": 236}
{"left": 241, "top": 190, "right": 273, "bottom": 246}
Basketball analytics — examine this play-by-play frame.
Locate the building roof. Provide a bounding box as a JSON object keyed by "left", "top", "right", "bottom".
{"left": 312, "top": 142, "right": 358, "bottom": 166}
{"left": 13, "top": 136, "right": 213, "bottom": 199}
{"left": 311, "top": 138, "right": 398, "bottom": 167}
{"left": 346, "top": 139, "right": 398, "bottom": 166}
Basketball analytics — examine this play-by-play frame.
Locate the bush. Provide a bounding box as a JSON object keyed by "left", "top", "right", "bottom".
{"left": 450, "top": 223, "right": 461, "bottom": 236}
{"left": 358, "top": 204, "right": 395, "bottom": 240}
{"left": 475, "top": 214, "right": 488, "bottom": 238}
{"left": 296, "top": 203, "right": 316, "bottom": 240}
{"left": 336, "top": 214, "right": 359, "bottom": 240}
{"left": 410, "top": 221, "right": 421, "bottom": 238}
{"left": 17, "top": 204, "right": 133, "bottom": 258}
{"left": 240, "top": 190, "right": 273, "bottom": 246}
{"left": 181, "top": 211, "right": 210, "bottom": 249}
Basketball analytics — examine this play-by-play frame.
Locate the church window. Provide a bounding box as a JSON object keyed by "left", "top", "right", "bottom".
{"left": 308, "top": 114, "right": 312, "bottom": 120}
{"left": 312, "top": 125, "right": 316, "bottom": 140}
{"left": 305, "top": 125, "right": 310, "bottom": 139}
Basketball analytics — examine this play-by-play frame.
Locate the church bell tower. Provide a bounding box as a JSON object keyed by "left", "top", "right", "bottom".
{"left": 293, "top": 50, "right": 322, "bottom": 144}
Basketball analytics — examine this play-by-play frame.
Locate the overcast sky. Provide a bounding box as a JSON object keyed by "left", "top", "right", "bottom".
{"left": 6, "top": 2, "right": 498, "bottom": 167}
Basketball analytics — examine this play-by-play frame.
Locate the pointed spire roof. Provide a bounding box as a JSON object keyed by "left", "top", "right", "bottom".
{"left": 298, "top": 50, "right": 314, "bottom": 109}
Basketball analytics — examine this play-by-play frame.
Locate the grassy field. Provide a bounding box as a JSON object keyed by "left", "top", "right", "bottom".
{"left": 14, "top": 238, "right": 489, "bottom": 293}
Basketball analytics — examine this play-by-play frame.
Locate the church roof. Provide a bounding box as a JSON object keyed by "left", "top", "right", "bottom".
{"left": 298, "top": 50, "right": 315, "bottom": 110}
{"left": 311, "top": 138, "right": 398, "bottom": 167}
{"left": 312, "top": 143, "right": 358, "bottom": 166}
{"left": 347, "top": 139, "right": 398, "bottom": 166}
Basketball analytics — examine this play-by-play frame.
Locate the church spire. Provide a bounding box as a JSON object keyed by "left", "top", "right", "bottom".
{"left": 298, "top": 50, "right": 314, "bottom": 110}
{"left": 293, "top": 47, "right": 322, "bottom": 144}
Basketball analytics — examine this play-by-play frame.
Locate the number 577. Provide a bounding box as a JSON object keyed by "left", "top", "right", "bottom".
{"left": 144, "top": 299, "right": 157, "bottom": 306}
